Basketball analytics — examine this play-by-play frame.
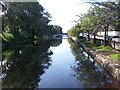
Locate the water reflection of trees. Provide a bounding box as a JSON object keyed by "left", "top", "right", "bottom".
{"left": 68, "top": 39, "right": 114, "bottom": 88}
{"left": 2, "top": 40, "right": 54, "bottom": 88}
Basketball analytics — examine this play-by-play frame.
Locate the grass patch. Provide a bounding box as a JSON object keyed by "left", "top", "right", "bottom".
{"left": 110, "top": 54, "right": 120, "bottom": 61}
{"left": 96, "top": 45, "right": 113, "bottom": 52}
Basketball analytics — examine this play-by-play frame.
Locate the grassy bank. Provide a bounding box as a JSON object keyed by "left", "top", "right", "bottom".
{"left": 110, "top": 54, "right": 120, "bottom": 61}
{"left": 96, "top": 45, "right": 113, "bottom": 52}
{"left": 76, "top": 37, "right": 120, "bottom": 62}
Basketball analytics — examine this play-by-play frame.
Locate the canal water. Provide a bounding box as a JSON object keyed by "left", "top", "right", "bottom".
{"left": 1, "top": 38, "right": 117, "bottom": 88}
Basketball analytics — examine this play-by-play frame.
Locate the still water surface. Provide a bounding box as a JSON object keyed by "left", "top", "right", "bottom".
{"left": 2, "top": 38, "right": 117, "bottom": 88}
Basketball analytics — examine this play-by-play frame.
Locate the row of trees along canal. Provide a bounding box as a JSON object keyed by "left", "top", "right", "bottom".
{"left": 0, "top": 2, "right": 63, "bottom": 46}
{"left": 68, "top": 0, "right": 120, "bottom": 46}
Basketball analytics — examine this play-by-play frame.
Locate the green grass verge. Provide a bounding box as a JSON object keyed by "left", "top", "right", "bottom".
{"left": 110, "top": 54, "right": 120, "bottom": 61}
{"left": 96, "top": 45, "right": 113, "bottom": 52}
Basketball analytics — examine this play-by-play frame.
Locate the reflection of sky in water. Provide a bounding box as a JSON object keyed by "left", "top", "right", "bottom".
{"left": 38, "top": 39, "right": 114, "bottom": 88}
{"left": 38, "top": 39, "right": 80, "bottom": 88}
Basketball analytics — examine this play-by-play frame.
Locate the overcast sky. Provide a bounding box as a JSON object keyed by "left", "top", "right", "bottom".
{"left": 38, "top": 0, "right": 92, "bottom": 33}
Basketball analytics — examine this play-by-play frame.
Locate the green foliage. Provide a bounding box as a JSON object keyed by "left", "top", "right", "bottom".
{"left": 0, "top": 33, "right": 8, "bottom": 42}
{"left": 110, "top": 54, "right": 120, "bottom": 61}
{"left": 50, "top": 25, "right": 63, "bottom": 35}
{"left": 13, "top": 32, "right": 23, "bottom": 41}
{"left": 68, "top": 26, "right": 80, "bottom": 37}
{"left": 3, "top": 49, "right": 14, "bottom": 59}
{"left": 2, "top": 2, "right": 62, "bottom": 45}
{"left": 96, "top": 45, "right": 113, "bottom": 52}
{"left": 83, "top": 40, "right": 95, "bottom": 48}
{"left": 1, "top": 32, "right": 24, "bottom": 44}
{"left": 68, "top": 1, "right": 120, "bottom": 47}
{"left": 2, "top": 32, "right": 14, "bottom": 43}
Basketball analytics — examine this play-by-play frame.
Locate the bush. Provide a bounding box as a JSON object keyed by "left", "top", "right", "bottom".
{"left": 0, "top": 33, "right": 7, "bottom": 42}
{"left": 110, "top": 54, "right": 120, "bottom": 61}
{"left": 2, "top": 32, "right": 14, "bottom": 43}
{"left": 96, "top": 45, "right": 113, "bottom": 52}
{"left": 1, "top": 32, "right": 24, "bottom": 44}
{"left": 83, "top": 40, "right": 94, "bottom": 48}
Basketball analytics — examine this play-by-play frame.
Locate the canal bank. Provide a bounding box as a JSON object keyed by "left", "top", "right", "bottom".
{"left": 70, "top": 36, "right": 120, "bottom": 88}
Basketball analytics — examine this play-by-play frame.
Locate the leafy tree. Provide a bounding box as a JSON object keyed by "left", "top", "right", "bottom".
{"left": 68, "top": 0, "right": 120, "bottom": 46}
{"left": 50, "top": 25, "right": 63, "bottom": 35}
{"left": 2, "top": 2, "right": 55, "bottom": 45}
{"left": 90, "top": 1, "right": 120, "bottom": 45}
{"left": 68, "top": 23, "right": 81, "bottom": 37}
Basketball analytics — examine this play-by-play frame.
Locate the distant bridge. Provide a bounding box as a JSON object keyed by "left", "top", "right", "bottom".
{"left": 52, "top": 34, "right": 63, "bottom": 37}
{"left": 52, "top": 34, "right": 69, "bottom": 39}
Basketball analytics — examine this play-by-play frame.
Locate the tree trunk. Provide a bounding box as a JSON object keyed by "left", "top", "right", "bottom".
{"left": 93, "top": 33, "right": 96, "bottom": 44}
{"left": 87, "top": 31, "right": 90, "bottom": 41}
{"left": 104, "top": 25, "right": 108, "bottom": 46}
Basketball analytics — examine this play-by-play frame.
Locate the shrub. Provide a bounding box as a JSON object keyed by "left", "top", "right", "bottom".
{"left": 83, "top": 40, "right": 94, "bottom": 48}
{"left": 2, "top": 32, "right": 14, "bottom": 43}
{"left": 1, "top": 33, "right": 7, "bottom": 41}
{"left": 2, "top": 32, "right": 24, "bottom": 44}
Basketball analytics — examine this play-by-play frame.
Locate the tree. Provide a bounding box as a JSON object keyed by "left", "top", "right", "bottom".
{"left": 68, "top": 25, "right": 81, "bottom": 37}
{"left": 90, "top": 1, "right": 120, "bottom": 45}
{"left": 2, "top": 2, "right": 52, "bottom": 44}
{"left": 50, "top": 25, "right": 63, "bottom": 35}
{"left": 68, "top": 0, "right": 120, "bottom": 46}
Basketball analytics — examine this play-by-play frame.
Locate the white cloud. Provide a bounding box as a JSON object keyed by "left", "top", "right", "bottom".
{"left": 38, "top": 0, "right": 92, "bottom": 32}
